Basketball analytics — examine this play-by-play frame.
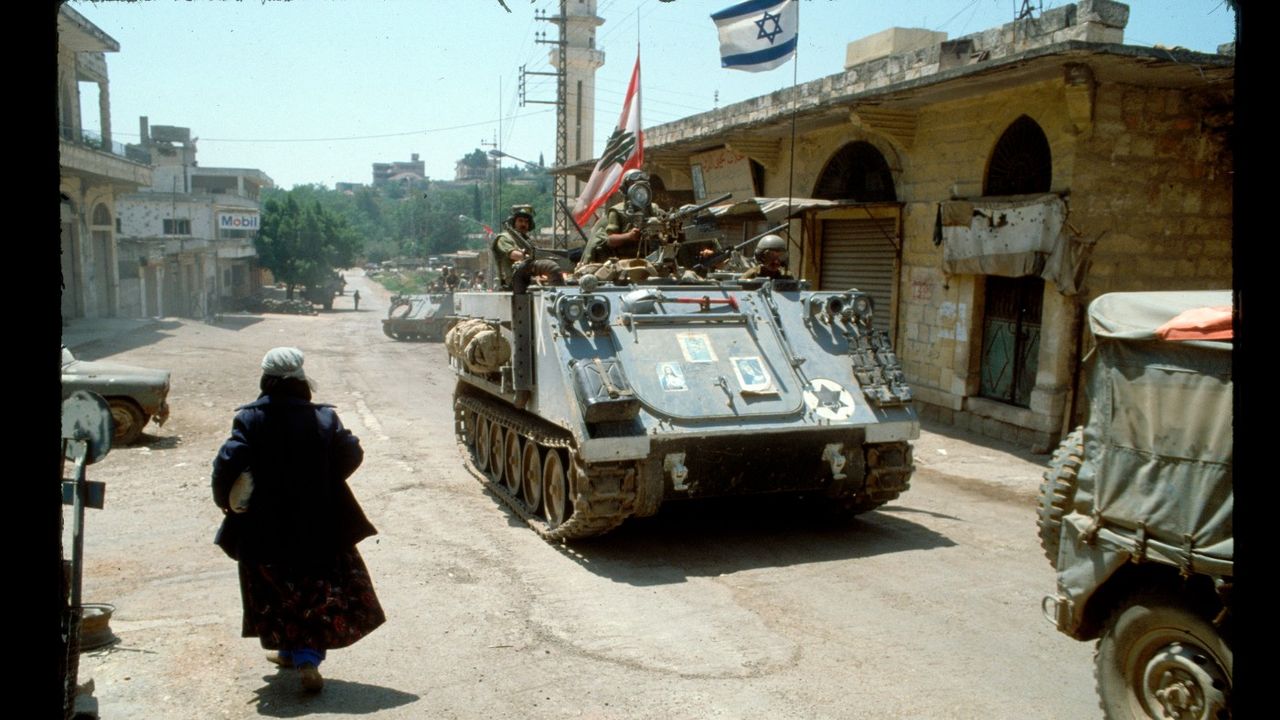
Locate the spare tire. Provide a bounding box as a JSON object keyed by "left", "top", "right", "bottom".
{"left": 1037, "top": 426, "right": 1083, "bottom": 569}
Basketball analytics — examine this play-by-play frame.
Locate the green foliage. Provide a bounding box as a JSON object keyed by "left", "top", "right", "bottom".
{"left": 256, "top": 191, "right": 360, "bottom": 291}
{"left": 375, "top": 269, "right": 438, "bottom": 296}
{"left": 262, "top": 151, "right": 556, "bottom": 263}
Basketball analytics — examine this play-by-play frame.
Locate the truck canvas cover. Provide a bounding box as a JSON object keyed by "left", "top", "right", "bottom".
{"left": 1073, "top": 290, "right": 1233, "bottom": 574}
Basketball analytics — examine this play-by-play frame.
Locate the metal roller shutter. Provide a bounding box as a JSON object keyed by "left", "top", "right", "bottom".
{"left": 819, "top": 218, "right": 898, "bottom": 337}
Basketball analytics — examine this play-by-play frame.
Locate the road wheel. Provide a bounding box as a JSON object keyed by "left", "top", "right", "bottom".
{"left": 1038, "top": 426, "right": 1084, "bottom": 569}
{"left": 503, "top": 429, "right": 521, "bottom": 495}
{"left": 542, "top": 449, "right": 572, "bottom": 529}
{"left": 1096, "top": 592, "right": 1231, "bottom": 720}
{"left": 488, "top": 419, "right": 505, "bottom": 484}
{"left": 521, "top": 441, "right": 542, "bottom": 513}
{"left": 108, "top": 399, "right": 147, "bottom": 445}
{"left": 474, "top": 416, "right": 491, "bottom": 472}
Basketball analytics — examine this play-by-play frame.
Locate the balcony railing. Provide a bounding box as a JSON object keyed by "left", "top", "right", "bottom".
{"left": 62, "top": 127, "right": 151, "bottom": 164}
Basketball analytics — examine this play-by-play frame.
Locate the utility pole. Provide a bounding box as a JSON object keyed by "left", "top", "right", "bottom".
{"left": 533, "top": 3, "right": 567, "bottom": 247}
{"left": 480, "top": 130, "right": 499, "bottom": 230}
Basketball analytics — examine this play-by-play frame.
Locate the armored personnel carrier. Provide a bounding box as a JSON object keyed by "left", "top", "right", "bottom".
{"left": 446, "top": 252, "right": 918, "bottom": 541}
{"left": 382, "top": 293, "right": 454, "bottom": 342}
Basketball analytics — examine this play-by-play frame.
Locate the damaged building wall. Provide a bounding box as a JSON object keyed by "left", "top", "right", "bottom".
{"left": 1069, "top": 82, "right": 1233, "bottom": 297}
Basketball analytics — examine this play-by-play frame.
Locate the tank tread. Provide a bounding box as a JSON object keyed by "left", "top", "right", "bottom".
{"left": 846, "top": 442, "right": 916, "bottom": 511}
{"left": 455, "top": 391, "right": 637, "bottom": 542}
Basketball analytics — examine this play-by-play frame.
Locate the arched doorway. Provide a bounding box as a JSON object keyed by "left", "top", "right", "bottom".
{"left": 91, "top": 203, "right": 115, "bottom": 317}
{"left": 812, "top": 141, "right": 900, "bottom": 337}
{"left": 979, "top": 116, "right": 1051, "bottom": 408}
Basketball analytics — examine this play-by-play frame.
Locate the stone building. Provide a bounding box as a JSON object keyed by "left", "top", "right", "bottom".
{"left": 115, "top": 118, "right": 274, "bottom": 318}
{"left": 58, "top": 4, "right": 152, "bottom": 321}
{"left": 564, "top": 0, "right": 1233, "bottom": 451}
{"left": 373, "top": 154, "right": 426, "bottom": 187}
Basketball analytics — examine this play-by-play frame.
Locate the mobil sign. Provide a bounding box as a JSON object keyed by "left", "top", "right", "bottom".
{"left": 218, "top": 212, "right": 260, "bottom": 230}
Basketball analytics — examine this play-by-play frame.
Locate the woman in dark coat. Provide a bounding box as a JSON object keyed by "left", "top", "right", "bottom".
{"left": 212, "top": 347, "right": 385, "bottom": 693}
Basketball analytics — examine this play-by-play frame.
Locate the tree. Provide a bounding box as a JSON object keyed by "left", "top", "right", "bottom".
{"left": 256, "top": 191, "right": 361, "bottom": 299}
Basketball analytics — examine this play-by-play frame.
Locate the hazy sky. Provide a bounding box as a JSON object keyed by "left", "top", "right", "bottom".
{"left": 69, "top": 0, "right": 1236, "bottom": 190}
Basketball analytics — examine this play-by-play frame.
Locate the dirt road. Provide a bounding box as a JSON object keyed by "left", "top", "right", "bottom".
{"left": 68, "top": 270, "right": 1098, "bottom": 719}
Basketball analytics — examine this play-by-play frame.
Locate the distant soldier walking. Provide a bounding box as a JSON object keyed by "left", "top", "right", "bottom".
{"left": 352, "top": 290, "right": 361, "bottom": 311}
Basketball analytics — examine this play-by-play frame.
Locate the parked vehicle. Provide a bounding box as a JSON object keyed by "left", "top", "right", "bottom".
{"left": 1037, "top": 290, "right": 1232, "bottom": 719}
{"left": 60, "top": 346, "right": 171, "bottom": 445}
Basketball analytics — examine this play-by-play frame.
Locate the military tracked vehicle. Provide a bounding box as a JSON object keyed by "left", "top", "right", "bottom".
{"left": 447, "top": 275, "right": 918, "bottom": 541}
{"left": 382, "top": 293, "right": 454, "bottom": 342}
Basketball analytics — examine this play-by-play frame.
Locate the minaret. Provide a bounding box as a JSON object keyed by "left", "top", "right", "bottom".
{"left": 550, "top": 0, "right": 605, "bottom": 204}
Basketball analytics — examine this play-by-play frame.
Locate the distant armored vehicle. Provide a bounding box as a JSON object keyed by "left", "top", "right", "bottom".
{"left": 445, "top": 199, "right": 918, "bottom": 541}
{"left": 1037, "top": 290, "right": 1232, "bottom": 720}
{"left": 382, "top": 293, "right": 454, "bottom": 342}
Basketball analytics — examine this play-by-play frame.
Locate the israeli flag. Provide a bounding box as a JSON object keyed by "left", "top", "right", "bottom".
{"left": 712, "top": 0, "right": 798, "bottom": 73}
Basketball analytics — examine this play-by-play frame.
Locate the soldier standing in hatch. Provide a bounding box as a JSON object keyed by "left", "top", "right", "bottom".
{"left": 492, "top": 205, "right": 539, "bottom": 290}
{"left": 579, "top": 169, "right": 665, "bottom": 266}
{"left": 740, "top": 234, "right": 793, "bottom": 280}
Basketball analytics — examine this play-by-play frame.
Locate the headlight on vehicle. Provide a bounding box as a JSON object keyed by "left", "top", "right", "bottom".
{"left": 556, "top": 295, "right": 584, "bottom": 324}
{"left": 584, "top": 295, "right": 611, "bottom": 326}
{"left": 848, "top": 291, "right": 874, "bottom": 323}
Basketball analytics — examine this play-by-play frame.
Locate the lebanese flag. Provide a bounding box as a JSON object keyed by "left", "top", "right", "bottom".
{"left": 573, "top": 55, "right": 643, "bottom": 228}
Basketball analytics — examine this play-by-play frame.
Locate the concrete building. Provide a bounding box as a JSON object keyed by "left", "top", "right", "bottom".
{"left": 58, "top": 5, "right": 152, "bottom": 321}
{"left": 563, "top": 0, "right": 1233, "bottom": 451}
{"left": 373, "top": 154, "right": 425, "bottom": 187}
{"left": 549, "top": 0, "right": 606, "bottom": 203}
{"left": 115, "top": 118, "right": 274, "bottom": 318}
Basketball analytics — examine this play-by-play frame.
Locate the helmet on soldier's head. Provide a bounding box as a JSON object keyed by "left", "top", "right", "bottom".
{"left": 621, "top": 169, "right": 648, "bottom": 190}
{"left": 509, "top": 204, "right": 536, "bottom": 226}
{"left": 755, "top": 234, "right": 788, "bottom": 262}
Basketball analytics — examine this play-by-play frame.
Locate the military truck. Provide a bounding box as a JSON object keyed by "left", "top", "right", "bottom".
{"left": 302, "top": 273, "right": 344, "bottom": 310}
{"left": 1037, "top": 290, "right": 1232, "bottom": 719}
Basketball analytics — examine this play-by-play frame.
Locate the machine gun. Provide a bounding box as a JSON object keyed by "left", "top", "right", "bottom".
{"left": 689, "top": 222, "right": 790, "bottom": 276}
{"left": 629, "top": 192, "right": 733, "bottom": 257}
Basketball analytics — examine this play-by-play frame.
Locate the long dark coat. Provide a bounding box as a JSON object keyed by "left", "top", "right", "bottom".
{"left": 212, "top": 394, "right": 375, "bottom": 563}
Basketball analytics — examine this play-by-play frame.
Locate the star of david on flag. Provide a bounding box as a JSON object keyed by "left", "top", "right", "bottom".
{"left": 573, "top": 55, "right": 643, "bottom": 227}
{"left": 711, "top": 0, "right": 798, "bottom": 73}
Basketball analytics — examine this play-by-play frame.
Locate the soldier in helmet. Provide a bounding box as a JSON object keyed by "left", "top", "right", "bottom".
{"left": 740, "top": 234, "right": 793, "bottom": 280}
{"left": 579, "top": 169, "right": 665, "bottom": 266}
{"left": 492, "top": 205, "right": 538, "bottom": 290}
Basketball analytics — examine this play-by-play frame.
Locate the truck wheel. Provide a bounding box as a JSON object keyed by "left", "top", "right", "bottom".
{"left": 108, "top": 398, "right": 147, "bottom": 445}
{"left": 1037, "top": 426, "right": 1083, "bottom": 569}
{"left": 1096, "top": 592, "right": 1231, "bottom": 720}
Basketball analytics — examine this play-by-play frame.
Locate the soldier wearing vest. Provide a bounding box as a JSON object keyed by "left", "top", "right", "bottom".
{"left": 580, "top": 169, "right": 665, "bottom": 266}
{"left": 492, "top": 205, "right": 539, "bottom": 290}
{"left": 740, "top": 234, "right": 793, "bottom": 280}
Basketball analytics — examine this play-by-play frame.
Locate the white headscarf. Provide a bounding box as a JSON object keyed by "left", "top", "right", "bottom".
{"left": 261, "top": 346, "right": 307, "bottom": 381}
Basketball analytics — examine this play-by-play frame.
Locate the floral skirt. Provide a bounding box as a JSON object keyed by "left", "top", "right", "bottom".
{"left": 238, "top": 547, "right": 385, "bottom": 651}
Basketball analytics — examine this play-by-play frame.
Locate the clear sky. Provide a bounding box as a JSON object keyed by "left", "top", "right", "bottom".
{"left": 69, "top": 0, "right": 1236, "bottom": 190}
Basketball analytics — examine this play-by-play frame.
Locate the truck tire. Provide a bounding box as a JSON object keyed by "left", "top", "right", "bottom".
{"left": 1095, "top": 591, "right": 1231, "bottom": 720}
{"left": 1037, "top": 426, "right": 1083, "bottom": 569}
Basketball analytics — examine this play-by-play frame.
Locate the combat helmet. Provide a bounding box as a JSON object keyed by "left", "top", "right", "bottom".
{"left": 755, "top": 233, "right": 788, "bottom": 263}
{"left": 509, "top": 204, "right": 536, "bottom": 227}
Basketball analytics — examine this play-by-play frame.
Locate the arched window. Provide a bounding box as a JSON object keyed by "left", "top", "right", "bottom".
{"left": 985, "top": 116, "right": 1052, "bottom": 196}
{"left": 92, "top": 203, "right": 112, "bottom": 227}
{"left": 812, "top": 141, "right": 896, "bottom": 202}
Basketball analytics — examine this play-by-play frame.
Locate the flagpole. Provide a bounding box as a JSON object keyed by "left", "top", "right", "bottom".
{"left": 786, "top": 0, "right": 800, "bottom": 250}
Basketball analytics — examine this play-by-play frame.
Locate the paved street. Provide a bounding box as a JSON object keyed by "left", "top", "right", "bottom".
{"left": 64, "top": 270, "right": 1099, "bottom": 719}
